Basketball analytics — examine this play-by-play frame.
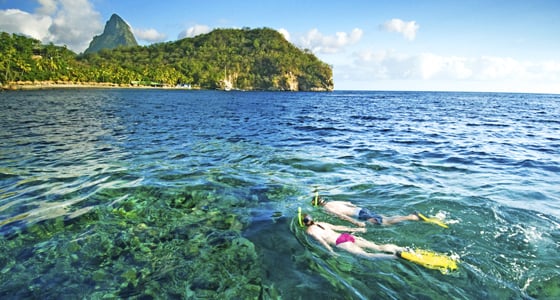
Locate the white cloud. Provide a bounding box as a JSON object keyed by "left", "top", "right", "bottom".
{"left": 48, "top": 0, "right": 102, "bottom": 52}
{"left": 542, "top": 61, "right": 560, "bottom": 73}
{"left": 298, "top": 28, "right": 363, "bottom": 54}
{"left": 0, "top": 9, "right": 52, "bottom": 40}
{"left": 178, "top": 25, "right": 211, "bottom": 39}
{"left": 343, "top": 49, "right": 560, "bottom": 92}
{"left": 36, "top": 0, "right": 58, "bottom": 15}
{"left": 417, "top": 53, "right": 473, "bottom": 80}
{"left": 475, "top": 56, "right": 526, "bottom": 80}
{"left": 0, "top": 0, "right": 102, "bottom": 53}
{"left": 133, "top": 28, "right": 167, "bottom": 43}
{"left": 371, "top": 51, "right": 559, "bottom": 84}
{"left": 277, "top": 28, "right": 290, "bottom": 41}
{"left": 381, "top": 18, "right": 419, "bottom": 41}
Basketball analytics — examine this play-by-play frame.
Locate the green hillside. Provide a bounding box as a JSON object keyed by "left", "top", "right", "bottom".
{"left": 81, "top": 27, "right": 333, "bottom": 91}
{"left": 0, "top": 27, "right": 333, "bottom": 91}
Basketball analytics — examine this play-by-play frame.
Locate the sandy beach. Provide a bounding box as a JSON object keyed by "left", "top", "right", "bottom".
{"left": 1, "top": 81, "right": 194, "bottom": 91}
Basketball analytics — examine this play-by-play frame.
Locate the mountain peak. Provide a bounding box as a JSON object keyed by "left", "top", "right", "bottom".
{"left": 105, "top": 14, "right": 128, "bottom": 32}
{"left": 84, "top": 13, "right": 138, "bottom": 54}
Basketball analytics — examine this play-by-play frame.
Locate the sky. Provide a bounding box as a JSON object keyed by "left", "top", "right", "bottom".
{"left": 1, "top": 0, "right": 559, "bottom": 93}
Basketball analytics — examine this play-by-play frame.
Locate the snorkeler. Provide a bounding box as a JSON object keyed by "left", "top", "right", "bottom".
{"left": 311, "top": 194, "right": 420, "bottom": 227}
{"left": 302, "top": 214, "right": 403, "bottom": 259}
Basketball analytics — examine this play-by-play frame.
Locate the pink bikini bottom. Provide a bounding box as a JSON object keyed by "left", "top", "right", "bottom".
{"left": 335, "top": 233, "right": 355, "bottom": 245}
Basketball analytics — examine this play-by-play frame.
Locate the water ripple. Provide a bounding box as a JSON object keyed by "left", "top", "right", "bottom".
{"left": 1, "top": 90, "right": 559, "bottom": 298}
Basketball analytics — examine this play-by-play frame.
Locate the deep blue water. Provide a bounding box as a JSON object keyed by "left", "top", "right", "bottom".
{"left": 1, "top": 89, "right": 559, "bottom": 299}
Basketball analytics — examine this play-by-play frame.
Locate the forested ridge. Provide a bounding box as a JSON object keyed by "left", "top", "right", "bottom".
{"left": 0, "top": 28, "right": 333, "bottom": 91}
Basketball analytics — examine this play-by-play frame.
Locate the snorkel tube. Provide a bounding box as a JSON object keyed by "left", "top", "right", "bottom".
{"left": 313, "top": 191, "right": 319, "bottom": 207}
{"left": 298, "top": 207, "right": 304, "bottom": 227}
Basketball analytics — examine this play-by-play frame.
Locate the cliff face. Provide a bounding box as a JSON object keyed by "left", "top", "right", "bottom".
{"left": 84, "top": 14, "right": 138, "bottom": 54}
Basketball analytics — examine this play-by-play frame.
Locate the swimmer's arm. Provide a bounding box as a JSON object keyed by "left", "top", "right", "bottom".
{"left": 309, "top": 231, "right": 335, "bottom": 254}
{"left": 330, "top": 211, "right": 366, "bottom": 227}
{"left": 329, "top": 224, "right": 366, "bottom": 233}
{"left": 320, "top": 238, "right": 335, "bottom": 254}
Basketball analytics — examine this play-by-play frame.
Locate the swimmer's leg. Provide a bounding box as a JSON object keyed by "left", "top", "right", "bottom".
{"left": 381, "top": 214, "right": 419, "bottom": 225}
{"left": 337, "top": 242, "right": 396, "bottom": 260}
{"left": 353, "top": 237, "right": 403, "bottom": 254}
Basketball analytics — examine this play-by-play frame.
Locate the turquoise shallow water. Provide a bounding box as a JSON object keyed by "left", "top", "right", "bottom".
{"left": 0, "top": 89, "right": 559, "bottom": 299}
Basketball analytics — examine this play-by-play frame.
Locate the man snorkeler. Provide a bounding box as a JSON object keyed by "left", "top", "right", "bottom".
{"left": 311, "top": 194, "right": 420, "bottom": 227}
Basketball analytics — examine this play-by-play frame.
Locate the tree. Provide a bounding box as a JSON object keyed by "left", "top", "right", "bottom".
{"left": 0, "top": 28, "right": 333, "bottom": 91}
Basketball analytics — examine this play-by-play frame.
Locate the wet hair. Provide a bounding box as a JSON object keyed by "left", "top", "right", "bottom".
{"left": 303, "top": 214, "right": 313, "bottom": 225}
{"left": 303, "top": 214, "right": 324, "bottom": 229}
{"left": 311, "top": 196, "right": 325, "bottom": 206}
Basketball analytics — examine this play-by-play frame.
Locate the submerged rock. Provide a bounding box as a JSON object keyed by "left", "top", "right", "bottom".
{"left": 0, "top": 186, "right": 265, "bottom": 298}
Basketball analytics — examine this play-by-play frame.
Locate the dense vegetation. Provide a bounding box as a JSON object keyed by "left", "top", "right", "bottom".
{"left": 0, "top": 28, "right": 333, "bottom": 91}
{"left": 0, "top": 32, "right": 79, "bottom": 83}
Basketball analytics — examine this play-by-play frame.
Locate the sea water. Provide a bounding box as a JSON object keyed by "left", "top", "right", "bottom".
{"left": 0, "top": 89, "right": 559, "bottom": 299}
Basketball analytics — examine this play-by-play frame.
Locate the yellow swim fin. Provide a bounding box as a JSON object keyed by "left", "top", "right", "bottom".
{"left": 398, "top": 249, "right": 458, "bottom": 274}
{"left": 416, "top": 212, "right": 448, "bottom": 228}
